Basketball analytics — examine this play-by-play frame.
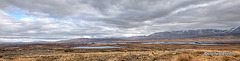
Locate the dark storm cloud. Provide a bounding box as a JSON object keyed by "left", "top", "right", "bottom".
{"left": 0, "top": 0, "right": 240, "bottom": 42}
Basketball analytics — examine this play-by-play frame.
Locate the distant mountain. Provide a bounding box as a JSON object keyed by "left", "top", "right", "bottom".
{"left": 126, "top": 26, "right": 240, "bottom": 40}
{"left": 27, "top": 41, "right": 47, "bottom": 43}
{"left": 57, "top": 38, "right": 125, "bottom": 44}
{"left": 59, "top": 26, "right": 240, "bottom": 43}
{"left": 148, "top": 29, "right": 227, "bottom": 39}
{"left": 230, "top": 26, "right": 240, "bottom": 33}
{"left": 0, "top": 41, "right": 47, "bottom": 44}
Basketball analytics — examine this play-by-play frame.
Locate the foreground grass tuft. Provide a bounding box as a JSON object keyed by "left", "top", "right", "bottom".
{"left": 175, "top": 54, "right": 192, "bottom": 61}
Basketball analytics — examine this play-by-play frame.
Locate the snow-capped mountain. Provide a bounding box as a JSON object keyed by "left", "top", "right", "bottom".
{"left": 53, "top": 26, "right": 240, "bottom": 44}
{"left": 148, "top": 29, "right": 227, "bottom": 39}
{"left": 126, "top": 26, "right": 240, "bottom": 40}
{"left": 231, "top": 26, "right": 240, "bottom": 33}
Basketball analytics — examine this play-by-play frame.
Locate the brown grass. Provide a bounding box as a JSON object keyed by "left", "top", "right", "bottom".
{"left": 10, "top": 58, "right": 44, "bottom": 61}
{"left": 1, "top": 44, "right": 240, "bottom": 61}
{"left": 175, "top": 54, "right": 192, "bottom": 61}
{"left": 1, "top": 50, "right": 238, "bottom": 61}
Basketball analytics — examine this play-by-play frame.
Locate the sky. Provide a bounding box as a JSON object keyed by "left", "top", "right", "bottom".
{"left": 0, "top": 0, "right": 240, "bottom": 42}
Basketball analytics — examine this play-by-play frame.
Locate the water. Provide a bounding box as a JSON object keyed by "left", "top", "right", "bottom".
{"left": 142, "top": 42, "right": 224, "bottom": 45}
{"left": 142, "top": 42, "right": 197, "bottom": 44}
{"left": 72, "top": 46, "right": 124, "bottom": 49}
{"left": 84, "top": 42, "right": 226, "bottom": 45}
{"left": 198, "top": 44, "right": 229, "bottom": 45}
{"left": 87, "top": 42, "right": 128, "bottom": 44}
{"left": 7, "top": 47, "right": 19, "bottom": 49}
{"left": 142, "top": 42, "right": 165, "bottom": 44}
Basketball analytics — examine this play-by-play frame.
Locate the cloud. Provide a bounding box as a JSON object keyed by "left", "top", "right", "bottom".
{"left": 0, "top": 0, "right": 240, "bottom": 42}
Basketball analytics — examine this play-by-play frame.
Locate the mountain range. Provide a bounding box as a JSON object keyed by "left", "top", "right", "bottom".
{"left": 125, "top": 26, "right": 240, "bottom": 40}
{"left": 58, "top": 26, "right": 240, "bottom": 43}
{"left": 2, "top": 26, "right": 240, "bottom": 43}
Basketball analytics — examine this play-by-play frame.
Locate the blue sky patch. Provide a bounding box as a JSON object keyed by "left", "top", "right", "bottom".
{"left": 4, "top": 11, "right": 38, "bottom": 20}
{"left": 4, "top": 11, "right": 26, "bottom": 19}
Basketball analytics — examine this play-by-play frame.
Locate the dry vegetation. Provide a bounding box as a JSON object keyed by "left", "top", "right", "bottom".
{"left": 1, "top": 50, "right": 240, "bottom": 61}
{"left": 0, "top": 43, "right": 240, "bottom": 61}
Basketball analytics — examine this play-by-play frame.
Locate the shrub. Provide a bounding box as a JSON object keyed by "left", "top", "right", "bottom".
{"left": 64, "top": 49, "right": 74, "bottom": 52}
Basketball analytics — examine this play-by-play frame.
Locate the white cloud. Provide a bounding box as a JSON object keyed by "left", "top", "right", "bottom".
{"left": 0, "top": 0, "right": 240, "bottom": 42}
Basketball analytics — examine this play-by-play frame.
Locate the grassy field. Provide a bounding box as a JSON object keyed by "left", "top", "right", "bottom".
{"left": 0, "top": 44, "right": 240, "bottom": 61}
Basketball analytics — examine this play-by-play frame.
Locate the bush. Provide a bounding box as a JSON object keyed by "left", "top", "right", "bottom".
{"left": 64, "top": 49, "right": 74, "bottom": 52}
